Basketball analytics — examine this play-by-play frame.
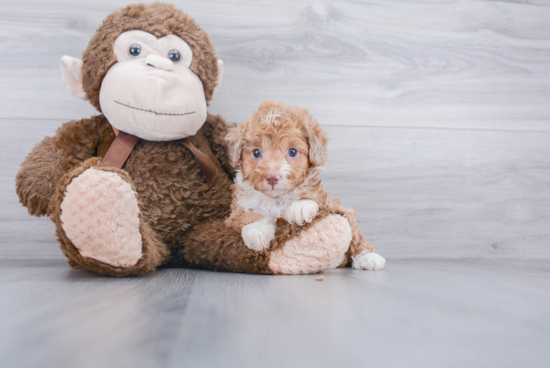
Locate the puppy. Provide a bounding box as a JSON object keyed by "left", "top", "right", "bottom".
{"left": 224, "top": 101, "right": 385, "bottom": 270}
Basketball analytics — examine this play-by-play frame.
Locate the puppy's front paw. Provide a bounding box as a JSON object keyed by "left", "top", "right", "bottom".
{"left": 241, "top": 221, "right": 276, "bottom": 251}
{"left": 284, "top": 200, "right": 319, "bottom": 226}
{"left": 352, "top": 252, "right": 386, "bottom": 271}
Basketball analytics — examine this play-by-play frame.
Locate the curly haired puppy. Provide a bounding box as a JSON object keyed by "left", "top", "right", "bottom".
{"left": 224, "top": 101, "right": 385, "bottom": 270}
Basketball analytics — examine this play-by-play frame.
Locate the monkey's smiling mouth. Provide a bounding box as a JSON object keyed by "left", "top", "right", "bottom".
{"left": 114, "top": 101, "right": 196, "bottom": 116}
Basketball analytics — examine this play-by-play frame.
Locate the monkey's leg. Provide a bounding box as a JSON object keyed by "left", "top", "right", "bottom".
{"left": 50, "top": 158, "right": 170, "bottom": 277}
{"left": 181, "top": 214, "right": 351, "bottom": 275}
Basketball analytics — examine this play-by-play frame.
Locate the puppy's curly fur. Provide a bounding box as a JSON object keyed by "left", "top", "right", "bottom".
{"left": 224, "top": 101, "right": 384, "bottom": 269}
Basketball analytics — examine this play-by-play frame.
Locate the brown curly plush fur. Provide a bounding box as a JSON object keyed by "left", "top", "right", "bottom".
{"left": 15, "top": 3, "right": 236, "bottom": 276}
{"left": 17, "top": 111, "right": 238, "bottom": 276}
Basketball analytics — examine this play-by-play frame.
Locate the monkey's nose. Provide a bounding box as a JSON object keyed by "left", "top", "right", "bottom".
{"left": 266, "top": 174, "right": 281, "bottom": 188}
{"left": 146, "top": 54, "right": 173, "bottom": 71}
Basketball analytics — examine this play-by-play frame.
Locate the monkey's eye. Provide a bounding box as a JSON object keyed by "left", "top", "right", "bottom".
{"left": 129, "top": 44, "right": 142, "bottom": 58}
{"left": 253, "top": 149, "right": 262, "bottom": 159}
{"left": 168, "top": 49, "right": 181, "bottom": 62}
{"left": 288, "top": 148, "right": 298, "bottom": 158}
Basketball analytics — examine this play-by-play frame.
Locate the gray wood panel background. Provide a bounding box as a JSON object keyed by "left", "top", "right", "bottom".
{"left": 1, "top": 0, "right": 549, "bottom": 260}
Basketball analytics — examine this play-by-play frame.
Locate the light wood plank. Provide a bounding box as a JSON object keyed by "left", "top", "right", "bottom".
{"left": 2, "top": 120, "right": 549, "bottom": 259}
{"left": 0, "top": 0, "right": 549, "bottom": 131}
{"left": 1, "top": 259, "right": 549, "bottom": 368}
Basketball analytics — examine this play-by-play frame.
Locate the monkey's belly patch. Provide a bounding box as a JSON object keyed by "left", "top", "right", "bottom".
{"left": 60, "top": 168, "right": 143, "bottom": 268}
{"left": 269, "top": 214, "right": 352, "bottom": 274}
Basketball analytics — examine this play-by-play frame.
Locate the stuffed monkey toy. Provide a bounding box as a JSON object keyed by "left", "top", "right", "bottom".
{"left": 16, "top": 3, "right": 353, "bottom": 276}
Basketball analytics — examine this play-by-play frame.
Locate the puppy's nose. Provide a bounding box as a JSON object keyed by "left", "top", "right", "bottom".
{"left": 266, "top": 174, "right": 281, "bottom": 187}
{"left": 146, "top": 54, "right": 173, "bottom": 71}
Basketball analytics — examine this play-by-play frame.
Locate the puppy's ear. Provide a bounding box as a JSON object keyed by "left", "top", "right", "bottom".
{"left": 303, "top": 115, "right": 328, "bottom": 167}
{"left": 225, "top": 123, "right": 245, "bottom": 168}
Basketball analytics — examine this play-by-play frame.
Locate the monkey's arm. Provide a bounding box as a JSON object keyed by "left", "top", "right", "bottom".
{"left": 201, "top": 113, "right": 236, "bottom": 180}
{"left": 16, "top": 115, "right": 110, "bottom": 217}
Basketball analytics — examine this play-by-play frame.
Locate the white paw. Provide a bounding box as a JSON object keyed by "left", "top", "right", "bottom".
{"left": 284, "top": 200, "right": 319, "bottom": 226}
{"left": 352, "top": 252, "right": 386, "bottom": 271}
{"left": 241, "top": 221, "right": 276, "bottom": 251}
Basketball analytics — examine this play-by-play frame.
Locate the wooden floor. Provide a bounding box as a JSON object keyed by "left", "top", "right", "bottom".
{"left": 1, "top": 259, "right": 548, "bottom": 368}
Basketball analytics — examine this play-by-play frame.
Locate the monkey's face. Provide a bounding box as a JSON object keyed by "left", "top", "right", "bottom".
{"left": 98, "top": 30, "right": 207, "bottom": 141}
{"left": 60, "top": 4, "right": 223, "bottom": 141}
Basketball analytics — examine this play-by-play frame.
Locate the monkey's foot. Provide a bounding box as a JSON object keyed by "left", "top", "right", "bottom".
{"left": 60, "top": 168, "right": 143, "bottom": 268}
{"left": 269, "top": 214, "right": 351, "bottom": 274}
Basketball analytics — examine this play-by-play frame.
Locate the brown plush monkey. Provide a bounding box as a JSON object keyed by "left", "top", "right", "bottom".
{"left": 16, "top": 3, "right": 352, "bottom": 276}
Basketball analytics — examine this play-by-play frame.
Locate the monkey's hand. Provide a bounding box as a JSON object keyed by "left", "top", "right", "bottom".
{"left": 16, "top": 117, "right": 105, "bottom": 217}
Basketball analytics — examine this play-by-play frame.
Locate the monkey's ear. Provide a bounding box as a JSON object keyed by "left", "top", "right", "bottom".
{"left": 213, "top": 59, "right": 223, "bottom": 94}
{"left": 60, "top": 56, "right": 86, "bottom": 99}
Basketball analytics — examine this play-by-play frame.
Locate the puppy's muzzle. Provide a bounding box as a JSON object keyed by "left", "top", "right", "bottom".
{"left": 266, "top": 173, "right": 282, "bottom": 189}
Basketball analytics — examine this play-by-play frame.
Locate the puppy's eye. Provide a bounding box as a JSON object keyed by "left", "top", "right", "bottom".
{"left": 129, "top": 44, "right": 142, "bottom": 58}
{"left": 288, "top": 148, "right": 298, "bottom": 158}
{"left": 168, "top": 49, "right": 181, "bottom": 62}
{"left": 253, "top": 149, "right": 262, "bottom": 159}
